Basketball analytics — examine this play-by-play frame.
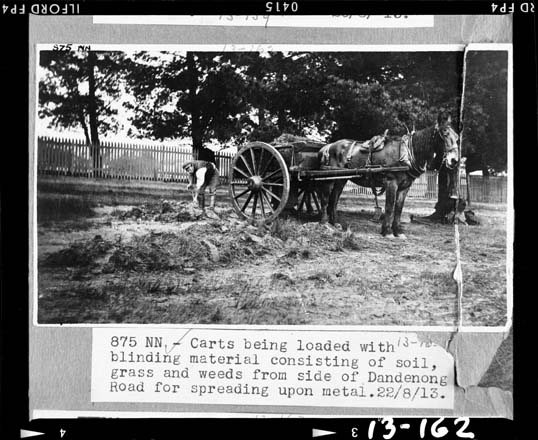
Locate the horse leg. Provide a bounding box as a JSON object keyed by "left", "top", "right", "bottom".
{"left": 382, "top": 178, "right": 398, "bottom": 237}
{"left": 318, "top": 182, "right": 333, "bottom": 224}
{"left": 392, "top": 186, "right": 411, "bottom": 239}
{"left": 329, "top": 179, "right": 347, "bottom": 225}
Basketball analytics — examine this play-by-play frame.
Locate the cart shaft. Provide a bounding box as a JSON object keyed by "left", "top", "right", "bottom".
{"left": 292, "top": 165, "right": 410, "bottom": 180}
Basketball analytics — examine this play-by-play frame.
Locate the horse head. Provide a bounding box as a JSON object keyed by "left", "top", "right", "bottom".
{"left": 434, "top": 112, "right": 460, "bottom": 170}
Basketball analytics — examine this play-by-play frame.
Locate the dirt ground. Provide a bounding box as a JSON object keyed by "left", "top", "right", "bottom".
{"left": 36, "top": 192, "right": 509, "bottom": 327}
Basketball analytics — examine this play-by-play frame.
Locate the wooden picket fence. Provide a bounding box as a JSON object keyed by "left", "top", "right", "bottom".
{"left": 342, "top": 171, "right": 507, "bottom": 204}
{"left": 465, "top": 175, "right": 507, "bottom": 204}
{"left": 37, "top": 136, "right": 235, "bottom": 184}
{"left": 37, "top": 136, "right": 507, "bottom": 204}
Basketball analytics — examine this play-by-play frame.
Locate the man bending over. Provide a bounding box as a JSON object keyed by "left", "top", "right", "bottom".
{"left": 182, "top": 160, "right": 220, "bottom": 210}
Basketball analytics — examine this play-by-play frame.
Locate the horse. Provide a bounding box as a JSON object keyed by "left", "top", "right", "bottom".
{"left": 317, "top": 112, "right": 460, "bottom": 238}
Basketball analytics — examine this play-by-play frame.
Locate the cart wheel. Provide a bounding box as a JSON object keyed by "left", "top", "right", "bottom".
{"left": 296, "top": 184, "right": 321, "bottom": 217}
{"left": 229, "top": 142, "right": 290, "bottom": 223}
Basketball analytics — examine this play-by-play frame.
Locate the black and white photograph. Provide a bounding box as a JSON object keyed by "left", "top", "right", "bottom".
{"left": 35, "top": 46, "right": 511, "bottom": 328}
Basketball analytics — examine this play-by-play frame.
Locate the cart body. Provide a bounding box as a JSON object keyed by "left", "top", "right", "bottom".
{"left": 228, "top": 139, "right": 408, "bottom": 223}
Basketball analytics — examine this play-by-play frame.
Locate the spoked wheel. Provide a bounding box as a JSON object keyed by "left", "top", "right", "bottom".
{"left": 229, "top": 142, "right": 290, "bottom": 223}
{"left": 295, "top": 183, "right": 321, "bottom": 217}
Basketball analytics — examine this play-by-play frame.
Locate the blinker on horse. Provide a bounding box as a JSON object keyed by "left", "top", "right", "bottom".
{"left": 318, "top": 112, "right": 459, "bottom": 238}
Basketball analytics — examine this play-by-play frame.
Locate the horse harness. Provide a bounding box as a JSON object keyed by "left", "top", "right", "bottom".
{"left": 341, "top": 124, "right": 453, "bottom": 208}
{"left": 345, "top": 132, "right": 390, "bottom": 205}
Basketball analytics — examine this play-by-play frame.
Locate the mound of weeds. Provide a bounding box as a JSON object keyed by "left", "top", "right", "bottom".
{"left": 117, "top": 200, "right": 205, "bottom": 222}
{"left": 341, "top": 230, "right": 363, "bottom": 250}
{"left": 105, "top": 232, "right": 208, "bottom": 272}
{"left": 185, "top": 222, "right": 283, "bottom": 264}
{"left": 42, "top": 235, "right": 113, "bottom": 267}
{"left": 270, "top": 219, "right": 364, "bottom": 253}
{"left": 332, "top": 230, "right": 364, "bottom": 252}
{"left": 284, "top": 247, "right": 313, "bottom": 259}
{"left": 270, "top": 218, "right": 298, "bottom": 241}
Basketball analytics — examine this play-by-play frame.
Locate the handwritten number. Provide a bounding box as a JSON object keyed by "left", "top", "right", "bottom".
{"left": 420, "top": 419, "right": 427, "bottom": 438}
{"left": 431, "top": 418, "right": 449, "bottom": 438}
{"left": 53, "top": 44, "right": 73, "bottom": 51}
{"left": 368, "top": 421, "right": 376, "bottom": 439}
{"left": 455, "top": 418, "right": 475, "bottom": 439}
{"left": 380, "top": 418, "right": 397, "bottom": 440}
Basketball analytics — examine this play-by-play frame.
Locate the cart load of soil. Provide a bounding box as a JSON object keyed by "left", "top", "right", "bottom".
{"left": 271, "top": 133, "right": 325, "bottom": 151}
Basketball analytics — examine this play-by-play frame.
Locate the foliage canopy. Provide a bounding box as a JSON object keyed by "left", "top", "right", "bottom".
{"left": 39, "top": 50, "right": 507, "bottom": 173}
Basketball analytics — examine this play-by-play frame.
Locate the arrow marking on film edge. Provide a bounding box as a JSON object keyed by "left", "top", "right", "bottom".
{"left": 20, "top": 429, "right": 45, "bottom": 438}
{"left": 312, "top": 428, "right": 336, "bottom": 438}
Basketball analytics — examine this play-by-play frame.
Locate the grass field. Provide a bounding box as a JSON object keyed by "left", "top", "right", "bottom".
{"left": 36, "top": 188, "right": 509, "bottom": 328}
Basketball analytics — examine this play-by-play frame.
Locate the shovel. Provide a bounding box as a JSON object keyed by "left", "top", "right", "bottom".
{"left": 371, "top": 206, "right": 383, "bottom": 222}
{"left": 370, "top": 185, "right": 384, "bottom": 222}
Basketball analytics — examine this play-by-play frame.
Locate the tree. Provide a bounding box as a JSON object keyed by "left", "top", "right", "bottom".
{"left": 124, "top": 50, "right": 467, "bottom": 160}
{"left": 38, "top": 49, "right": 506, "bottom": 218}
{"left": 431, "top": 51, "right": 509, "bottom": 220}
{"left": 232, "top": 52, "right": 462, "bottom": 142}
{"left": 327, "top": 52, "right": 462, "bottom": 138}
{"left": 461, "top": 51, "right": 508, "bottom": 175}
{"left": 39, "top": 50, "right": 126, "bottom": 173}
{"left": 231, "top": 52, "right": 336, "bottom": 142}
{"left": 126, "top": 51, "right": 250, "bottom": 161}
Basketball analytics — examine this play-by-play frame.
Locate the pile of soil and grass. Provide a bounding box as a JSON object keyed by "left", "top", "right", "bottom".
{"left": 37, "top": 197, "right": 507, "bottom": 328}
{"left": 42, "top": 235, "right": 113, "bottom": 268}
{"left": 117, "top": 200, "right": 207, "bottom": 222}
{"left": 40, "top": 208, "right": 366, "bottom": 277}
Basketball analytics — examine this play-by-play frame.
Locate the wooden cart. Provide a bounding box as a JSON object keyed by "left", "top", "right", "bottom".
{"left": 229, "top": 140, "right": 409, "bottom": 223}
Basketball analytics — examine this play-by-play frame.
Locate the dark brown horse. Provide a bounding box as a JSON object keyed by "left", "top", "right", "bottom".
{"left": 318, "top": 113, "right": 459, "bottom": 238}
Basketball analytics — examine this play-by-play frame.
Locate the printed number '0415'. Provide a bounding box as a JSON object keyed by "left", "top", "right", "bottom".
{"left": 265, "top": 2, "right": 299, "bottom": 12}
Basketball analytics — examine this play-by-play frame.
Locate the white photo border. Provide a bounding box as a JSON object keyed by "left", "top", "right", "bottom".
{"left": 31, "top": 43, "right": 513, "bottom": 333}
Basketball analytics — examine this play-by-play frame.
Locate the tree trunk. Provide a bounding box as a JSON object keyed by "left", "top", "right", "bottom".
{"left": 430, "top": 166, "right": 464, "bottom": 221}
{"left": 185, "top": 51, "right": 211, "bottom": 162}
{"left": 87, "top": 51, "right": 101, "bottom": 177}
{"left": 77, "top": 109, "right": 91, "bottom": 145}
{"left": 278, "top": 108, "right": 286, "bottom": 133}
{"left": 197, "top": 147, "right": 216, "bottom": 163}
